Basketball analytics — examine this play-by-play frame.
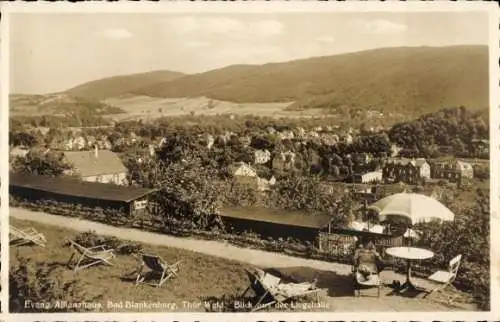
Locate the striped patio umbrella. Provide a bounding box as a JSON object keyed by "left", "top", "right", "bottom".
{"left": 367, "top": 193, "right": 455, "bottom": 225}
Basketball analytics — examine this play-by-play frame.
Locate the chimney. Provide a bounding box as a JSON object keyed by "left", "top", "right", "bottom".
{"left": 94, "top": 145, "right": 98, "bottom": 158}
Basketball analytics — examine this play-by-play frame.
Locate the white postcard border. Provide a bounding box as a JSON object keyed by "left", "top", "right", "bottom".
{"left": 1, "top": 1, "right": 499, "bottom": 321}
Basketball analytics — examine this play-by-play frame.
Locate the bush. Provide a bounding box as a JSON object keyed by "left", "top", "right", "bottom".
{"left": 415, "top": 190, "right": 490, "bottom": 309}
{"left": 473, "top": 165, "right": 489, "bottom": 180}
{"left": 69, "top": 231, "right": 143, "bottom": 255}
{"left": 10, "top": 256, "right": 102, "bottom": 312}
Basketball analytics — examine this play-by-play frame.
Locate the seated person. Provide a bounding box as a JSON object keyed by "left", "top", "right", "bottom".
{"left": 353, "top": 240, "right": 382, "bottom": 280}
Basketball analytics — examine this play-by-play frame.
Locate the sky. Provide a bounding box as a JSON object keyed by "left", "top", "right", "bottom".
{"left": 10, "top": 12, "right": 489, "bottom": 94}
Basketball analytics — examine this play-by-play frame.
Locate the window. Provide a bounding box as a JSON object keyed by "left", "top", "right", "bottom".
{"left": 134, "top": 200, "right": 148, "bottom": 210}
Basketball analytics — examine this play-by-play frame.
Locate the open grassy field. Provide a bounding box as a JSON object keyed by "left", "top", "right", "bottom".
{"left": 10, "top": 216, "right": 478, "bottom": 313}
{"left": 102, "top": 95, "right": 328, "bottom": 121}
{"left": 10, "top": 218, "right": 251, "bottom": 312}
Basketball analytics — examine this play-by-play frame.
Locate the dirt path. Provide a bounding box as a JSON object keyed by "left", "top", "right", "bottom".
{"left": 10, "top": 207, "right": 352, "bottom": 274}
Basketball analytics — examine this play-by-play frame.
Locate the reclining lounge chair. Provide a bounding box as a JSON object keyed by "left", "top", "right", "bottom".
{"left": 136, "top": 253, "right": 182, "bottom": 288}
{"left": 242, "top": 268, "right": 324, "bottom": 312}
{"left": 67, "top": 240, "right": 116, "bottom": 272}
{"left": 10, "top": 225, "right": 47, "bottom": 247}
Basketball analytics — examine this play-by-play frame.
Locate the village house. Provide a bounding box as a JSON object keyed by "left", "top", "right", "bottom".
{"left": 197, "top": 133, "right": 215, "bottom": 150}
{"left": 471, "top": 139, "right": 489, "bottom": 155}
{"left": 343, "top": 133, "right": 354, "bottom": 144}
{"left": 254, "top": 149, "right": 271, "bottom": 164}
{"left": 382, "top": 158, "right": 431, "bottom": 184}
{"left": 10, "top": 146, "right": 30, "bottom": 159}
{"left": 272, "top": 151, "right": 297, "bottom": 171}
{"left": 157, "top": 137, "right": 167, "bottom": 148}
{"left": 63, "top": 147, "right": 128, "bottom": 185}
{"left": 390, "top": 144, "right": 403, "bottom": 157}
{"left": 240, "top": 135, "right": 252, "bottom": 148}
{"left": 431, "top": 159, "right": 474, "bottom": 183}
{"left": 278, "top": 130, "right": 294, "bottom": 141}
{"left": 206, "top": 134, "right": 215, "bottom": 150}
{"left": 218, "top": 131, "right": 235, "bottom": 145}
{"left": 66, "top": 136, "right": 87, "bottom": 151}
{"left": 86, "top": 135, "right": 97, "bottom": 147}
{"left": 256, "top": 176, "right": 277, "bottom": 192}
{"left": 352, "top": 170, "right": 383, "bottom": 184}
{"left": 96, "top": 138, "right": 113, "bottom": 150}
{"left": 307, "top": 131, "right": 320, "bottom": 139}
{"left": 229, "top": 162, "right": 275, "bottom": 192}
{"left": 230, "top": 162, "right": 258, "bottom": 177}
{"left": 129, "top": 132, "right": 138, "bottom": 144}
{"left": 295, "top": 127, "right": 306, "bottom": 139}
{"left": 267, "top": 126, "right": 277, "bottom": 135}
{"left": 351, "top": 153, "right": 372, "bottom": 165}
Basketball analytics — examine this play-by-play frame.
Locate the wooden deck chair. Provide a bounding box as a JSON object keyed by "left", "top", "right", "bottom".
{"left": 67, "top": 240, "right": 115, "bottom": 272}
{"left": 135, "top": 254, "right": 182, "bottom": 288}
{"left": 352, "top": 248, "right": 382, "bottom": 297}
{"left": 10, "top": 225, "right": 47, "bottom": 247}
{"left": 353, "top": 268, "right": 382, "bottom": 297}
{"left": 242, "top": 268, "right": 323, "bottom": 312}
{"left": 424, "top": 254, "right": 462, "bottom": 300}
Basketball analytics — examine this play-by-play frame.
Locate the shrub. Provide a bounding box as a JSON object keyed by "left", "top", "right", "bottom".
{"left": 473, "top": 165, "right": 489, "bottom": 180}
{"left": 69, "top": 231, "right": 143, "bottom": 255}
{"left": 415, "top": 190, "right": 490, "bottom": 309}
{"left": 10, "top": 256, "right": 102, "bottom": 312}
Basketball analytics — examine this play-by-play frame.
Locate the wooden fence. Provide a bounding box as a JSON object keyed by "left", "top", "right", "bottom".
{"left": 318, "top": 232, "right": 405, "bottom": 257}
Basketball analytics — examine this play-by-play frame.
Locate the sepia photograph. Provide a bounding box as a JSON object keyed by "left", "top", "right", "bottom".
{"left": 4, "top": 3, "right": 497, "bottom": 316}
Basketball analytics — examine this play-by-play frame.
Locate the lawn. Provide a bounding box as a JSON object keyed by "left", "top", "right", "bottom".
{"left": 10, "top": 218, "right": 251, "bottom": 312}
{"left": 9, "top": 217, "right": 479, "bottom": 313}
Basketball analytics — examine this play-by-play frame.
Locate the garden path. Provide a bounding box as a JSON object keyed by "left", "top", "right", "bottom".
{"left": 10, "top": 207, "right": 352, "bottom": 273}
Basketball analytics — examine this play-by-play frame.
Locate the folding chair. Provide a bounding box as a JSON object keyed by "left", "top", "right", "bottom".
{"left": 353, "top": 268, "right": 382, "bottom": 297}
{"left": 352, "top": 247, "right": 382, "bottom": 297}
{"left": 67, "top": 240, "right": 115, "bottom": 272}
{"left": 424, "top": 254, "right": 462, "bottom": 300}
{"left": 10, "top": 225, "right": 47, "bottom": 247}
{"left": 135, "top": 253, "right": 182, "bottom": 288}
{"left": 242, "top": 268, "right": 323, "bottom": 312}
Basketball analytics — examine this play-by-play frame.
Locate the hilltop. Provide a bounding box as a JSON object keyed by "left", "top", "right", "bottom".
{"left": 130, "top": 45, "right": 488, "bottom": 116}
{"left": 65, "top": 70, "right": 186, "bottom": 101}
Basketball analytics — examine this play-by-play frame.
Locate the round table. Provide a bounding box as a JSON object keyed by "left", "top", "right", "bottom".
{"left": 385, "top": 246, "right": 434, "bottom": 292}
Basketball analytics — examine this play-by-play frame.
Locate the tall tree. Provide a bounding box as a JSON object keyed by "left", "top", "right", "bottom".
{"left": 12, "top": 149, "right": 73, "bottom": 177}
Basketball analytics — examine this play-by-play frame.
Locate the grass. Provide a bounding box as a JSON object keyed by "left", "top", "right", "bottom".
{"left": 102, "top": 96, "right": 311, "bottom": 122}
{"left": 9, "top": 217, "right": 479, "bottom": 313}
{"left": 10, "top": 218, "right": 251, "bottom": 312}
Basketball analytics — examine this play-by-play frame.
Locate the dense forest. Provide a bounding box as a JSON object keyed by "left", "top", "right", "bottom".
{"left": 389, "top": 106, "right": 489, "bottom": 158}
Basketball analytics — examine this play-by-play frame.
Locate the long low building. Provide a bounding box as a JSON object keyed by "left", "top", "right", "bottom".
{"left": 219, "top": 207, "right": 335, "bottom": 243}
{"left": 10, "top": 173, "right": 157, "bottom": 216}
{"left": 219, "top": 207, "right": 396, "bottom": 247}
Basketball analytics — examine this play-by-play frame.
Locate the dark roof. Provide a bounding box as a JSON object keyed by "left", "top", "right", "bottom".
{"left": 64, "top": 150, "right": 127, "bottom": 177}
{"left": 219, "top": 207, "right": 333, "bottom": 229}
{"left": 387, "top": 158, "right": 428, "bottom": 167}
{"left": 10, "top": 173, "right": 156, "bottom": 203}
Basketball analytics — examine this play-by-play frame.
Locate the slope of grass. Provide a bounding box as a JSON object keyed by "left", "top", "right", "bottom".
{"left": 9, "top": 216, "right": 479, "bottom": 312}
{"left": 9, "top": 218, "right": 251, "bottom": 312}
